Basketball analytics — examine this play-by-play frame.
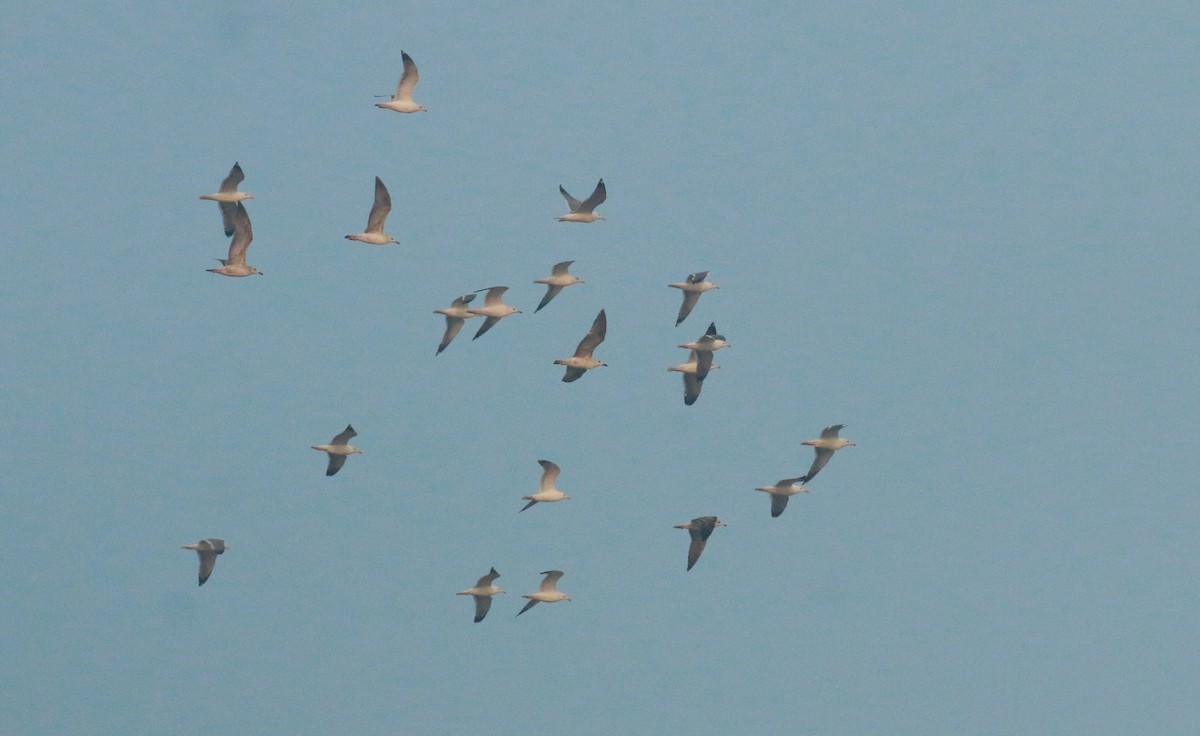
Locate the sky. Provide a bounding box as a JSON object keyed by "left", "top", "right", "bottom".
{"left": 2, "top": 1, "right": 1199, "bottom": 734}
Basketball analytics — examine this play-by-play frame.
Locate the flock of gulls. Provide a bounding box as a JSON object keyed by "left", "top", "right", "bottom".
{"left": 182, "top": 52, "right": 858, "bottom": 622}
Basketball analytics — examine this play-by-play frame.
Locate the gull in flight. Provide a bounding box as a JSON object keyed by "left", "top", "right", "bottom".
{"left": 668, "top": 350, "right": 719, "bottom": 406}
{"left": 181, "top": 538, "right": 227, "bottom": 586}
{"left": 673, "top": 516, "right": 726, "bottom": 571}
{"left": 375, "top": 51, "right": 426, "bottom": 113}
{"left": 199, "top": 162, "right": 253, "bottom": 237}
{"left": 456, "top": 567, "right": 505, "bottom": 623}
{"left": 468, "top": 286, "right": 521, "bottom": 340}
{"left": 344, "top": 177, "right": 399, "bottom": 245}
{"left": 534, "top": 260, "right": 584, "bottom": 312}
{"left": 678, "top": 322, "right": 731, "bottom": 352}
{"left": 311, "top": 425, "right": 363, "bottom": 476}
{"left": 557, "top": 179, "right": 606, "bottom": 222}
{"left": 753, "top": 478, "right": 809, "bottom": 518}
{"left": 520, "top": 459, "right": 571, "bottom": 512}
{"left": 206, "top": 202, "right": 262, "bottom": 277}
{"left": 668, "top": 271, "right": 719, "bottom": 326}
{"left": 555, "top": 309, "right": 607, "bottom": 382}
{"left": 799, "top": 424, "right": 855, "bottom": 483}
{"left": 517, "top": 570, "right": 570, "bottom": 615}
{"left": 433, "top": 293, "right": 478, "bottom": 355}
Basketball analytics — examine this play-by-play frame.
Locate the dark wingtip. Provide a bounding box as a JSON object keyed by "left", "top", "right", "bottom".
{"left": 684, "top": 396, "right": 697, "bottom": 406}
{"left": 474, "top": 616, "right": 484, "bottom": 623}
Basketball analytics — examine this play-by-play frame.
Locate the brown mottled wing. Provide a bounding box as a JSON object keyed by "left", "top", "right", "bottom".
{"left": 573, "top": 309, "right": 606, "bottom": 357}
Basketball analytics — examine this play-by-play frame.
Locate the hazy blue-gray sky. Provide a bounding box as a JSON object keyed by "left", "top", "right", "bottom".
{"left": 2, "top": 2, "right": 1198, "bottom": 734}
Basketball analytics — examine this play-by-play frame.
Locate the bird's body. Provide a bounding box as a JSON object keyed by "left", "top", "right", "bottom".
{"left": 678, "top": 322, "right": 731, "bottom": 352}
{"left": 311, "top": 425, "right": 363, "bottom": 476}
{"left": 534, "top": 260, "right": 584, "bottom": 312}
{"left": 206, "top": 202, "right": 261, "bottom": 277}
{"left": 555, "top": 309, "right": 607, "bottom": 382}
{"left": 517, "top": 570, "right": 570, "bottom": 615}
{"left": 467, "top": 286, "right": 521, "bottom": 339}
{"left": 673, "top": 516, "right": 726, "bottom": 571}
{"left": 375, "top": 51, "right": 426, "bottom": 113}
{"left": 799, "top": 424, "right": 855, "bottom": 483}
{"left": 345, "top": 176, "right": 399, "bottom": 245}
{"left": 181, "top": 538, "right": 227, "bottom": 586}
{"left": 668, "top": 350, "right": 718, "bottom": 405}
{"left": 199, "top": 162, "right": 253, "bottom": 237}
{"left": 557, "top": 179, "right": 606, "bottom": 222}
{"left": 754, "top": 478, "right": 809, "bottom": 518}
{"left": 668, "top": 271, "right": 719, "bottom": 326}
{"left": 520, "top": 459, "right": 571, "bottom": 511}
{"left": 433, "top": 293, "right": 478, "bottom": 354}
{"left": 457, "top": 567, "right": 505, "bottom": 622}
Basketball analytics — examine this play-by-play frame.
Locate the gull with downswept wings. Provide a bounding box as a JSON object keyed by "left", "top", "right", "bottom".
{"left": 520, "top": 460, "right": 571, "bottom": 512}
{"left": 557, "top": 179, "right": 606, "bottom": 222}
{"left": 433, "top": 293, "right": 478, "bottom": 354}
{"left": 517, "top": 570, "right": 570, "bottom": 615}
{"left": 311, "top": 425, "right": 363, "bottom": 476}
{"left": 345, "top": 177, "right": 400, "bottom": 245}
{"left": 668, "top": 350, "right": 719, "bottom": 406}
{"left": 206, "top": 202, "right": 262, "bottom": 277}
{"left": 534, "top": 260, "right": 584, "bottom": 312}
{"left": 468, "top": 286, "right": 521, "bottom": 339}
{"left": 181, "top": 539, "right": 227, "bottom": 586}
{"left": 753, "top": 478, "right": 809, "bottom": 518}
{"left": 456, "top": 568, "right": 505, "bottom": 623}
{"left": 199, "top": 162, "right": 254, "bottom": 237}
{"left": 375, "top": 51, "right": 426, "bottom": 113}
{"left": 799, "top": 424, "right": 855, "bottom": 483}
{"left": 668, "top": 271, "right": 719, "bottom": 326}
{"left": 555, "top": 309, "right": 607, "bottom": 382}
{"left": 673, "top": 517, "right": 726, "bottom": 571}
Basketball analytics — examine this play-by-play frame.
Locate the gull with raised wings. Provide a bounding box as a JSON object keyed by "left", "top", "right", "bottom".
{"left": 199, "top": 162, "right": 253, "bottom": 237}
{"left": 668, "top": 271, "right": 719, "bottom": 326}
{"left": 534, "top": 260, "right": 584, "bottom": 312}
{"left": 673, "top": 516, "right": 726, "bottom": 571}
{"left": 206, "top": 202, "right": 261, "bottom": 277}
{"left": 311, "top": 425, "right": 363, "bottom": 476}
{"left": 181, "top": 538, "right": 227, "bottom": 586}
{"left": 799, "top": 424, "right": 855, "bottom": 483}
{"left": 753, "top": 478, "right": 808, "bottom": 518}
{"left": 345, "top": 177, "right": 400, "bottom": 245}
{"left": 468, "top": 286, "right": 521, "bottom": 339}
{"left": 557, "top": 179, "right": 606, "bottom": 222}
{"left": 433, "top": 293, "right": 478, "bottom": 354}
{"left": 375, "top": 51, "right": 426, "bottom": 113}
{"left": 555, "top": 309, "right": 606, "bottom": 382}
{"left": 457, "top": 568, "right": 505, "bottom": 623}
{"left": 678, "top": 322, "right": 730, "bottom": 353}
{"left": 520, "top": 459, "right": 571, "bottom": 512}
{"left": 517, "top": 570, "right": 571, "bottom": 615}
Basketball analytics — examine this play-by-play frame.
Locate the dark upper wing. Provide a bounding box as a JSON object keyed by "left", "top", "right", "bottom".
{"left": 366, "top": 176, "right": 393, "bottom": 233}
{"left": 197, "top": 550, "right": 218, "bottom": 585}
{"left": 473, "top": 596, "right": 493, "bottom": 623}
{"left": 573, "top": 309, "right": 606, "bottom": 357}
{"left": 770, "top": 494, "right": 789, "bottom": 518}
{"left": 331, "top": 425, "right": 357, "bottom": 445}
{"left": 577, "top": 179, "right": 606, "bottom": 213}
{"left": 536, "top": 285, "right": 564, "bottom": 312}
{"left": 676, "top": 291, "right": 701, "bottom": 326}
{"left": 227, "top": 203, "right": 253, "bottom": 264}
{"left": 219, "top": 162, "right": 245, "bottom": 193}
{"left": 559, "top": 185, "right": 581, "bottom": 212}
